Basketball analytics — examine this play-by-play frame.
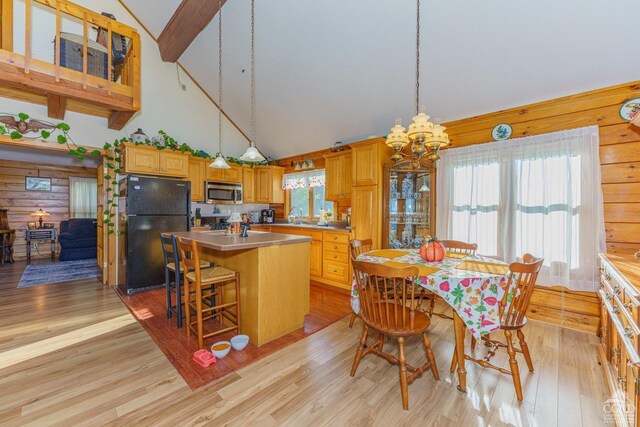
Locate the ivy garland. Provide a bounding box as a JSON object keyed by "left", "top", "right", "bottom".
{"left": 0, "top": 113, "right": 271, "bottom": 234}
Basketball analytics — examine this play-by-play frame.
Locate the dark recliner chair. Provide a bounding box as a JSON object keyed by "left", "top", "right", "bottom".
{"left": 58, "top": 219, "right": 97, "bottom": 261}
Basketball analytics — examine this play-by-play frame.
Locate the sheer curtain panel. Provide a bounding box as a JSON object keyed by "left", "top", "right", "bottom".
{"left": 69, "top": 177, "right": 98, "bottom": 219}
{"left": 436, "top": 126, "right": 605, "bottom": 291}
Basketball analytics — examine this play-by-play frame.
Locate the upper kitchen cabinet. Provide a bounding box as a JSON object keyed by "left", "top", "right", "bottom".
{"left": 243, "top": 166, "right": 256, "bottom": 203}
{"left": 188, "top": 157, "right": 206, "bottom": 202}
{"left": 206, "top": 163, "right": 242, "bottom": 183}
{"left": 121, "top": 143, "right": 188, "bottom": 178}
{"left": 0, "top": 0, "right": 140, "bottom": 129}
{"left": 351, "top": 138, "right": 387, "bottom": 186}
{"left": 323, "top": 151, "right": 352, "bottom": 200}
{"left": 255, "top": 166, "right": 285, "bottom": 204}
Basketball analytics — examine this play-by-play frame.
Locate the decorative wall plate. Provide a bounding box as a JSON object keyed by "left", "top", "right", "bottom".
{"left": 492, "top": 123, "right": 512, "bottom": 141}
{"left": 619, "top": 98, "right": 640, "bottom": 121}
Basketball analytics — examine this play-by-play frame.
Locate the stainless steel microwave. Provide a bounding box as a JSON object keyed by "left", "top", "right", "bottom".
{"left": 206, "top": 181, "right": 243, "bottom": 204}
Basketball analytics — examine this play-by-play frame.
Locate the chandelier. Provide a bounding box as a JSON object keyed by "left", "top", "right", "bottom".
{"left": 386, "top": 0, "right": 450, "bottom": 163}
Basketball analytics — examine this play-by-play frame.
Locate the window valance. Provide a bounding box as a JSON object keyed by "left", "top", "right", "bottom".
{"left": 282, "top": 170, "right": 325, "bottom": 190}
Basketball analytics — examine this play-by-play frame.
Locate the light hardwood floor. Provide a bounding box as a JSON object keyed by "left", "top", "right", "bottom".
{"left": 0, "top": 260, "right": 607, "bottom": 426}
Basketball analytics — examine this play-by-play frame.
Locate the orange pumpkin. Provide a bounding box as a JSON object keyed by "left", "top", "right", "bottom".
{"left": 421, "top": 239, "right": 445, "bottom": 262}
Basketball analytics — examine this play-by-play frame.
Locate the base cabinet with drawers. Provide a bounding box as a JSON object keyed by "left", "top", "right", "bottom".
{"left": 255, "top": 226, "right": 352, "bottom": 291}
{"left": 598, "top": 253, "right": 640, "bottom": 427}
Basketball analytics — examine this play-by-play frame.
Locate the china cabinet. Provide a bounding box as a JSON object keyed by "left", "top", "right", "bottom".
{"left": 382, "top": 160, "right": 436, "bottom": 249}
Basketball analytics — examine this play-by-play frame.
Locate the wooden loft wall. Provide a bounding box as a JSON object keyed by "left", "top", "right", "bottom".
{"left": 443, "top": 81, "right": 640, "bottom": 256}
{"left": 442, "top": 81, "right": 640, "bottom": 334}
{"left": 0, "top": 159, "right": 96, "bottom": 259}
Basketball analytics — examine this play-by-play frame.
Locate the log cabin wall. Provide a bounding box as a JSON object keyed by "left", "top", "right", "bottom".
{"left": 443, "top": 81, "right": 640, "bottom": 256}
{"left": 442, "top": 80, "right": 640, "bottom": 333}
{"left": 0, "top": 159, "right": 96, "bottom": 259}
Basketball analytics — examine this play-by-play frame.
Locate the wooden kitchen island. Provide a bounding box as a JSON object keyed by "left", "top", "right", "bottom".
{"left": 171, "top": 230, "right": 311, "bottom": 346}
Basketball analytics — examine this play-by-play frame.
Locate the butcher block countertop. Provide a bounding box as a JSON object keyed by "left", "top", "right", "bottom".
{"left": 170, "top": 230, "right": 311, "bottom": 252}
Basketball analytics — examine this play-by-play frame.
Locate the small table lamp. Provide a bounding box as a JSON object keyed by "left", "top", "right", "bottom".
{"left": 31, "top": 209, "right": 50, "bottom": 228}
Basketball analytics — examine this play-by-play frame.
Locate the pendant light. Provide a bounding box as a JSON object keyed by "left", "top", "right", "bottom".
{"left": 239, "top": 0, "right": 266, "bottom": 163}
{"left": 210, "top": 0, "right": 230, "bottom": 169}
{"left": 385, "top": 0, "right": 450, "bottom": 163}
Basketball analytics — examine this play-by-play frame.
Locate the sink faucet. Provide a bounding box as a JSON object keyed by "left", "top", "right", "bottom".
{"left": 288, "top": 207, "right": 303, "bottom": 225}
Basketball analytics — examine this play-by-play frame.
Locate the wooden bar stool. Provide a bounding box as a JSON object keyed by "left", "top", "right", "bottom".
{"left": 176, "top": 236, "right": 241, "bottom": 349}
{"left": 160, "top": 233, "right": 212, "bottom": 328}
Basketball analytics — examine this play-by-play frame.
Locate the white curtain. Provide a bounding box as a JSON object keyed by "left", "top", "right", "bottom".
{"left": 69, "top": 177, "right": 98, "bottom": 218}
{"left": 282, "top": 170, "right": 325, "bottom": 189}
{"left": 437, "top": 125, "right": 605, "bottom": 291}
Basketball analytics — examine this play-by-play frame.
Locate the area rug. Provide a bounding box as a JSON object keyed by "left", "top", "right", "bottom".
{"left": 18, "top": 259, "right": 99, "bottom": 288}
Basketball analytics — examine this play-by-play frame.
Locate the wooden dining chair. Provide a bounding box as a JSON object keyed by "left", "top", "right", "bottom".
{"left": 441, "top": 240, "right": 478, "bottom": 256}
{"left": 450, "top": 253, "right": 543, "bottom": 401}
{"left": 347, "top": 239, "right": 373, "bottom": 328}
{"left": 425, "top": 240, "right": 479, "bottom": 321}
{"left": 351, "top": 260, "right": 439, "bottom": 410}
{"left": 176, "top": 236, "right": 241, "bottom": 349}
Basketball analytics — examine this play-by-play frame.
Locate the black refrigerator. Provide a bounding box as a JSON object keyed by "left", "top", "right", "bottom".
{"left": 117, "top": 175, "right": 190, "bottom": 294}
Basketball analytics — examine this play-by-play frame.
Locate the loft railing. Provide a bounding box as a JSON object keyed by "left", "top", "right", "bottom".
{"left": 0, "top": 0, "right": 140, "bottom": 127}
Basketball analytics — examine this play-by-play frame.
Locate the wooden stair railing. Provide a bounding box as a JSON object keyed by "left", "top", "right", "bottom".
{"left": 0, "top": 0, "right": 140, "bottom": 129}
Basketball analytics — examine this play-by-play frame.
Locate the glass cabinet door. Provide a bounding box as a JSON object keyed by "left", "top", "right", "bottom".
{"left": 384, "top": 161, "right": 435, "bottom": 249}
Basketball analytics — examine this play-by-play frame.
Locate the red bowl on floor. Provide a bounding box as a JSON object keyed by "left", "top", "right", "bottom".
{"left": 193, "top": 349, "right": 216, "bottom": 367}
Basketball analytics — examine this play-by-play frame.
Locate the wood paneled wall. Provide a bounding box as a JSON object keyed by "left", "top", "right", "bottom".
{"left": 0, "top": 159, "right": 96, "bottom": 259}
{"left": 443, "top": 81, "right": 640, "bottom": 256}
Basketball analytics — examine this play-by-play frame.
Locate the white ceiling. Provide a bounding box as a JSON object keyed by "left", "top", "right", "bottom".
{"left": 121, "top": 0, "right": 640, "bottom": 159}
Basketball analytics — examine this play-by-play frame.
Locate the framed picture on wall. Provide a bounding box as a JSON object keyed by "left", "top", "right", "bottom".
{"left": 27, "top": 222, "right": 37, "bottom": 230}
{"left": 25, "top": 177, "right": 52, "bottom": 191}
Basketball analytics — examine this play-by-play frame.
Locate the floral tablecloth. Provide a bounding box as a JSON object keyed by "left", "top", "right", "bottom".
{"left": 351, "top": 249, "right": 512, "bottom": 338}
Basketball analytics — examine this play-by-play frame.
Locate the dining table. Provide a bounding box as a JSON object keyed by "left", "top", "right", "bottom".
{"left": 351, "top": 248, "right": 513, "bottom": 393}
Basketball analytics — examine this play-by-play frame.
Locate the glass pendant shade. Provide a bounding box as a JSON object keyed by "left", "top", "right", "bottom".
{"left": 407, "top": 106, "right": 434, "bottom": 142}
{"left": 210, "top": 153, "right": 230, "bottom": 169}
{"left": 386, "top": 119, "right": 410, "bottom": 150}
{"left": 239, "top": 144, "right": 266, "bottom": 162}
{"left": 426, "top": 123, "right": 450, "bottom": 150}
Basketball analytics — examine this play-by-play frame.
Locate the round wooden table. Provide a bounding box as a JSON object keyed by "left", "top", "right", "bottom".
{"left": 352, "top": 248, "right": 512, "bottom": 392}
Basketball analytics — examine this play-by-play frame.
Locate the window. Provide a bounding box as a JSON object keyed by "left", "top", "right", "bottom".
{"left": 437, "top": 126, "right": 605, "bottom": 291}
{"left": 284, "top": 170, "right": 334, "bottom": 219}
{"left": 69, "top": 177, "right": 97, "bottom": 218}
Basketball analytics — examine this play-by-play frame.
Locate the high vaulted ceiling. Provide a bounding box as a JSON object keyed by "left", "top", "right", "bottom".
{"left": 121, "top": 0, "right": 640, "bottom": 159}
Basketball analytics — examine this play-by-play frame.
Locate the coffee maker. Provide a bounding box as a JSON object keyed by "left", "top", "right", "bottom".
{"left": 260, "top": 209, "right": 275, "bottom": 224}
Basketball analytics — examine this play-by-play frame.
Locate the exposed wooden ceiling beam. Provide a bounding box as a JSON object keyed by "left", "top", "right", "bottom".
{"left": 157, "top": 0, "right": 227, "bottom": 63}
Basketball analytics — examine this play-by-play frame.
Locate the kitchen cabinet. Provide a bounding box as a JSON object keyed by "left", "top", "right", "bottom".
{"left": 598, "top": 253, "right": 640, "bottom": 427}
{"left": 206, "top": 163, "right": 242, "bottom": 183}
{"left": 159, "top": 151, "right": 189, "bottom": 177}
{"left": 255, "top": 166, "right": 284, "bottom": 204}
{"left": 352, "top": 141, "right": 379, "bottom": 186}
{"left": 322, "top": 231, "right": 350, "bottom": 286}
{"left": 188, "top": 157, "right": 206, "bottom": 202}
{"left": 243, "top": 166, "right": 256, "bottom": 203}
{"left": 351, "top": 185, "right": 379, "bottom": 248}
{"left": 122, "top": 143, "right": 188, "bottom": 177}
{"left": 324, "top": 151, "right": 352, "bottom": 200}
{"left": 267, "top": 226, "right": 324, "bottom": 279}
